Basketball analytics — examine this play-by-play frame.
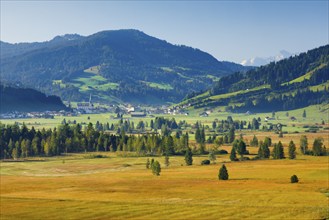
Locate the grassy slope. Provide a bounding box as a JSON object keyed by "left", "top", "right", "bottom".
{"left": 282, "top": 63, "right": 327, "bottom": 85}
{"left": 1, "top": 151, "right": 328, "bottom": 219}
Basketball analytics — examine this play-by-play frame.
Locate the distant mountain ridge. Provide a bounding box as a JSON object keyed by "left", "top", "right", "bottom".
{"left": 0, "top": 29, "right": 250, "bottom": 104}
{"left": 0, "top": 34, "right": 83, "bottom": 59}
{"left": 241, "top": 50, "right": 296, "bottom": 66}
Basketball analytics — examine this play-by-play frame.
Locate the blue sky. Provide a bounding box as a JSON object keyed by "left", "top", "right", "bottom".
{"left": 1, "top": 1, "right": 328, "bottom": 63}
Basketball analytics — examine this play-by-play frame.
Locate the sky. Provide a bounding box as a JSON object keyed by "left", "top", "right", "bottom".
{"left": 1, "top": 1, "right": 328, "bottom": 63}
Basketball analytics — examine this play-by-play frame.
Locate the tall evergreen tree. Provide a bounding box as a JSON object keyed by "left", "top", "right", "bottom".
{"left": 250, "top": 135, "right": 259, "bottom": 147}
{"left": 300, "top": 135, "right": 308, "bottom": 154}
{"left": 185, "top": 147, "right": 193, "bottom": 166}
{"left": 164, "top": 154, "right": 170, "bottom": 167}
{"left": 218, "top": 164, "right": 229, "bottom": 180}
{"left": 230, "top": 147, "right": 237, "bottom": 161}
{"left": 272, "top": 141, "right": 284, "bottom": 159}
{"left": 208, "top": 150, "right": 216, "bottom": 163}
{"left": 313, "top": 137, "right": 325, "bottom": 156}
{"left": 151, "top": 160, "right": 161, "bottom": 176}
{"left": 258, "top": 142, "right": 270, "bottom": 159}
{"left": 288, "top": 140, "right": 296, "bottom": 159}
{"left": 146, "top": 158, "right": 150, "bottom": 169}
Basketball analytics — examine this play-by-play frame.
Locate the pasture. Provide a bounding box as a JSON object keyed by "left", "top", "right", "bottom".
{"left": 1, "top": 148, "right": 328, "bottom": 219}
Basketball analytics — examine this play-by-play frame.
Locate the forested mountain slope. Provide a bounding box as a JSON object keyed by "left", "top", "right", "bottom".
{"left": 0, "top": 85, "right": 68, "bottom": 113}
{"left": 0, "top": 29, "right": 249, "bottom": 104}
{"left": 181, "top": 45, "right": 329, "bottom": 112}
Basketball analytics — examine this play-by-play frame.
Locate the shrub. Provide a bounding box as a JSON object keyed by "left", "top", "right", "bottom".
{"left": 217, "top": 149, "right": 228, "bottom": 154}
{"left": 290, "top": 175, "right": 299, "bottom": 183}
{"left": 201, "top": 159, "right": 210, "bottom": 165}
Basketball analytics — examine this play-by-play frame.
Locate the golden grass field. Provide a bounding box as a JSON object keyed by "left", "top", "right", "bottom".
{"left": 1, "top": 133, "right": 328, "bottom": 220}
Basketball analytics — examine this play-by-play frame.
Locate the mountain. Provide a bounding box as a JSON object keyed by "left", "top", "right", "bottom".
{"left": 180, "top": 45, "right": 329, "bottom": 112}
{"left": 0, "top": 34, "right": 83, "bottom": 59}
{"left": 0, "top": 84, "right": 68, "bottom": 113}
{"left": 0, "top": 29, "right": 249, "bottom": 104}
{"left": 241, "top": 50, "right": 295, "bottom": 66}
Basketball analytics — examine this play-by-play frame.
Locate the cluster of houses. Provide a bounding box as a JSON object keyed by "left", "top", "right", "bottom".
{"left": 0, "top": 110, "right": 76, "bottom": 119}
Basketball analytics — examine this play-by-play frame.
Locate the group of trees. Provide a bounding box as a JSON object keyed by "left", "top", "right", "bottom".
{"left": 230, "top": 135, "right": 326, "bottom": 162}
{"left": 0, "top": 122, "right": 192, "bottom": 160}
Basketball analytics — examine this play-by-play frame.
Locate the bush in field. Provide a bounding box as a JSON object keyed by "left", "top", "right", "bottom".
{"left": 218, "top": 164, "right": 229, "bottom": 180}
{"left": 290, "top": 175, "right": 299, "bottom": 183}
{"left": 201, "top": 159, "right": 210, "bottom": 165}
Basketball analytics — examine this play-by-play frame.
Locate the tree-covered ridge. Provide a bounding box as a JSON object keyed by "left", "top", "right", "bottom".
{"left": 0, "top": 29, "right": 249, "bottom": 104}
{"left": 211, "top": 44, "right": 329, "bottom": 95}
{"left": 182, "top": 45, "right": 329, "bottom": 112}
{"left": 0, "top": 84, "right": 68, "bottom": 113}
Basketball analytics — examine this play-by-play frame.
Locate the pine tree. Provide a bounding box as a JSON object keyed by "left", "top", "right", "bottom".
{"left": 313, "top": 137, "right": 324, "bottom": 156}
{"left": 288, "top": 140, "right": 296, "bottom": 159}
{"left": 230, "top": 147, "right": 237, "bottom": 161}
{"left": 272, "top": 141, "right": 284, "bottom": 159}
{"left": 164, "top": 155, "right": 170, "bottom": 167}
{"left": 218, "top": 164, "right": 229, "bottom": 180}
{"left": 258, "top": 142, "right": 270, "bottom": 159}
{"left": 250, "top": 135, "right": 258, "bottom": 147}
{"left": 300, "top": 135, "right": 308, "bottom": 154}
{"left": 208, "top": 150, "right": 216, "bottom": 163}
{"left": 146, "top": 158, "right": 150, "bottom": 169}
{"left": 302, "top": 110, "right": 306, "bottom": 118}
{"left": 151, "top": 160, "right": 161, "bottom": 176}
{"left": 185, "top": 147, "right": 193, "bottom": 166}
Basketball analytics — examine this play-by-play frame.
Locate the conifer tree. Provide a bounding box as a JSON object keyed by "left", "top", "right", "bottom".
{"left": 151, "top": 160, "right": 161, "bottom": 176}
{"left": 146, "top": 158, "right": 150, "bottom": 169}
{"left": 185, "top": 147, "right": 193, "bottom": 166}
{"left": 218, "top": 164, "right": 229, "bottom": 180}
{"left": 300, "top": 135, "right": 308, "bottom": 154}
{"left": 288, "top": 140, "right": 296, "bottom": 159}
{"left": 272, "top": 141, "right": 284, "bottom": 159}
{"left": 164, "top": 154, "right": 170, "bottom": 167}
{"left": 230, "top": 147, "right": 237, "bottom": 161}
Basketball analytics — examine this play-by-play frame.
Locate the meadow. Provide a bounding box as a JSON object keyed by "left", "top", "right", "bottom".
{"left": 1, "top": 148, "right": 328, "bottom": 219}
{"left": 1, "top": 105, "right": 328, "bottom": 219}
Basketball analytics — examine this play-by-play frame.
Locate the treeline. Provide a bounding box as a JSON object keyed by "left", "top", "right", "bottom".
{"left": 0, "top": 122, "right": 190, "bottom": 160}
{"left": 229, "top": 135, "right": 327, "bottom": 162}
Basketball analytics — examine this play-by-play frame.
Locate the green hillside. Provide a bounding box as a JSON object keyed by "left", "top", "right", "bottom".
{"left": 180, "top": 45, "right": 329, "bottom": 112}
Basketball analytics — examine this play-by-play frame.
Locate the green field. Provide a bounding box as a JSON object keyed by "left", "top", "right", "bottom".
{"left": 1, "top": 150, "right": 328, "bottom": 219}
{"left": 141, "top": 81, "right": 173, "bottom": 90}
